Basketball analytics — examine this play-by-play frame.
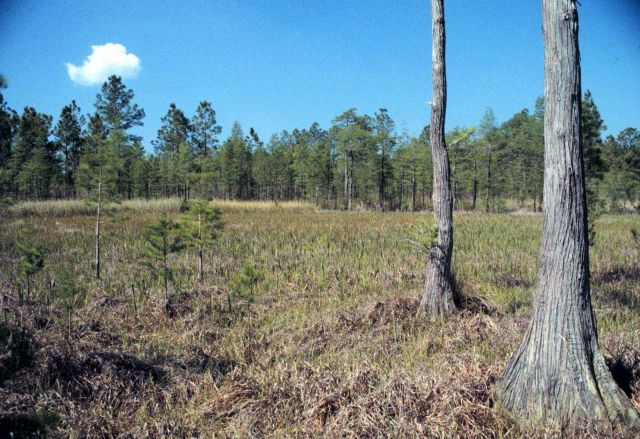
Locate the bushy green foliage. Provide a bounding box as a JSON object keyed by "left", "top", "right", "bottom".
{"left": 47, "top": 267, "right": 85, "bottom": 337}
{"left": 142, "top": 215, "right": 185, "bottom": 300}
{"left": 229, "top": 261, "right": 264, "bottom": 303}
{"left": 50, "top": 268, "right": 85, "bottom": 311}
{"left": 182, "top": 200, "right": 224, "bottom": 244}
{"left": 16, "top": 235, "right": 46, "bottom": 300}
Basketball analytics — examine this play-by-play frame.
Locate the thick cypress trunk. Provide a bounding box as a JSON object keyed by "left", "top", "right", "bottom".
{"left": 418, "top": 0, "right": 456, "bottom": 318}
{"left": 497, "top": 0, "right": 639, "bottom": 430}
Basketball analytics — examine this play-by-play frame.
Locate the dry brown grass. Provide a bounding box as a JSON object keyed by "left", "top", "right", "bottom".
{"left": 0, "top": 201, "right": 639, "bottom": 437}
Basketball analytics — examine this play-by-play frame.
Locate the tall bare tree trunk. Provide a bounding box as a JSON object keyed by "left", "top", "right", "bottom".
{"left": 349, "top": 153, "right": 354, "bottom": 211}
{"left": 485, "top": 148, "right": 492, "bottom": 212}
{"left": 411, "top": 170, "right": 417, "bottom": 212}
{"left": 497, "top": 0, "right": 639, "bottom": 431}
{"left": 198, "top": 212, "right": 204, "bottom": 282}
{"left": 418, "top": 0, "right": 456, "bottom": 318}
{"left": 379, "top": 153, "right": 385, "bottom": 211}
{"left": 95, "top": 180, "right": 101, "bottom": 280}
{"left": 472, "top": 152, "right": 478, "bottom": 210}
{"left": 344, "top": 152, "right": 349, "bottom": 210}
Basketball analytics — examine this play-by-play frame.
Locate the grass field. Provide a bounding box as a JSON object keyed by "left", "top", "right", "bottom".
{"left": 1, "top": 200, "right": 639, "bottom": 437}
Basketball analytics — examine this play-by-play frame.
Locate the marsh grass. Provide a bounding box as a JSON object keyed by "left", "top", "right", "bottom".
{"left": 0, "top": 201, "right": 638, "bottom": 437}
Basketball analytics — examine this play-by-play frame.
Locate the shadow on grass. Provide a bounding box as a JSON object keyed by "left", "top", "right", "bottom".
{"left": 452, "top": 275, "right": 499, "bottom": 316}
{"left": 592, "top": 266, "right": 640, "bottom": 284}
{"left": 592, "top": 266, "right": 640, "bottom": 311}
{"left": 492, "top": 274, "right": 533, "bottom": 289}
{"left": 457, "top": 294, "right": 498, "bottom": 316}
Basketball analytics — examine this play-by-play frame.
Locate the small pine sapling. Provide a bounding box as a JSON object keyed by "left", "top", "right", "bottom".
{"left": 51, "top": 268, "right": 84, "bottom": 339}
{"left": 80, "top": 128, "right": 123, "bottom": 280}
{"left": 142, "top": 215, "right": 185, "bottom": 307}
{"left": 229, "top": 261, "right": 264, "bottom": 306}
{"left": 181, "top": 200, "right": 224, "bottom": 282}
{"left": 16, "top": 238, "right": 46, "bottom": 303}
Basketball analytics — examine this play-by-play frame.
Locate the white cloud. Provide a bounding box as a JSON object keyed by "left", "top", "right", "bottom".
{"left": 66, "top": 43, "right": 141, "bottom": 86}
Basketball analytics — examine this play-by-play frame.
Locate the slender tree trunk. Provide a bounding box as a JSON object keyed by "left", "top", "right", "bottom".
{"left": 198, "top": 212, "right": 204, "bottom": 282}
{"left": 400, "top": 169, "right": 404, "bottom": 211}
{"left": 485, "top": 148, "right": 492, "bottom": 212}
{"left": 497, "top": 0, "right": 639, "bottom": 430}
{"left": 411, "top": 169, "right": 417, "bottom": 212}
{"left": 348, "top": 152, "right": 353, "bottom": 211}
{"left": 472, "top": 152, "right": 478, "bottom": 210}
{"left": 344, "top": 152, "right": 349, "bottom": 210}
{"left": 379, "top": 153, "right": 385, "bottom": 211}
{"left": 418, "top": 0, "right": 456, "bottom": 318}
{"left": 95, "top": 180, "right": 101, "bottom": 280}
{"left": 163, "top": 249, "right": 168, "bottom": 303}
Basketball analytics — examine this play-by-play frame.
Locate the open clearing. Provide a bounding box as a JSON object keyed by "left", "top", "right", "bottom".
{"left": 1, "top": 200, "right": 639, "bottom": 437}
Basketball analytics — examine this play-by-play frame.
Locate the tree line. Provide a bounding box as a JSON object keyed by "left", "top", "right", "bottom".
{"left": 0, "top": 74, "right": 638, "bottom": 212}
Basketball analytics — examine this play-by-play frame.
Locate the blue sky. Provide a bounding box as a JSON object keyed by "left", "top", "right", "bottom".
{"left": 1, "top": 0, "right": 638, "bottom": 151}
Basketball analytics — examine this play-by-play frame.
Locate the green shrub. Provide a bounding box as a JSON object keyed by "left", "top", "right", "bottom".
{"left": 229, "top": 261, "right": 264, "bottom": 303}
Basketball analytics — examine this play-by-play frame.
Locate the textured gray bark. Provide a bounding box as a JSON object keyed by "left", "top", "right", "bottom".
{"left": 497, "top": 0, "right": 640, "bottom": 431}
{"left": 418, "top": 0, "right": 456, "bottom": 318}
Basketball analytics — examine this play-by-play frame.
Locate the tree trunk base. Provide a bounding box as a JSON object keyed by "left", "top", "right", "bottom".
{"left": 418, "top": 261, "right": 456, "bottom": 319}
{"left": 497, "top": 322, "right": 640, "bottom": 433}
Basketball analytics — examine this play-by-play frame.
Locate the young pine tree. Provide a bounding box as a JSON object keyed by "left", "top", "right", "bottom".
{"left": 143, "top": 216, "right": 185, "bottom": 305}
{"left": 181, "top": 200, "right": 224, "bottom": 282}
{"left": 17, "top": 238, "right": 46, "bottom": 302}
{"left": 77, "top": 125, "right": 123, "bottom": 280}
{"left": 51, "top": 268, "right": 84, "bottom": 339}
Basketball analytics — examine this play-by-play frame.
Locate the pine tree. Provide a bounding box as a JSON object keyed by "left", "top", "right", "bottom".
{"left": 0, "top": 75, "right": 19, "bottom": 197}
{"left": 191, "top": 101, "right": 222, "bottom": 198}
{"left": 181, "top": 200, "right": 224, "bottom": 282}
{"left": 11, "top": 107, "right": 58, "bottom": 199}
{"left": 53, "top": 101, "right": 85, "bottom": 195}
{"left": 143, "top": 215, "right": 185, "bottom": 306}
{"left": 221, "top": 122, "right": 252, "bottom": 199}
{"left": 94, "top": 75, "right": 145, "bottom": 139}
{"left": 17, "top": 236, "right": 46, "bottom": 302}
{"left": 373, "top": 109, "right": 396, "bottom": 211}
{"left": 154, "top": 103, "right": 192, "bottom": 198}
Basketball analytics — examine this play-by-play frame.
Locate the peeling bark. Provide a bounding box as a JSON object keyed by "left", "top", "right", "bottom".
{"left": 418, "top": 0, "right": 456, "bottom": 319}
{"left": 497, "top": 0, "right": 640, "bottom": 431}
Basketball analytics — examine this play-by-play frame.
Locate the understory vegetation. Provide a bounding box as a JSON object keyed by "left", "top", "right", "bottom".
{"left": 1, "top": 200, "right": 639, "bottom": 437}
